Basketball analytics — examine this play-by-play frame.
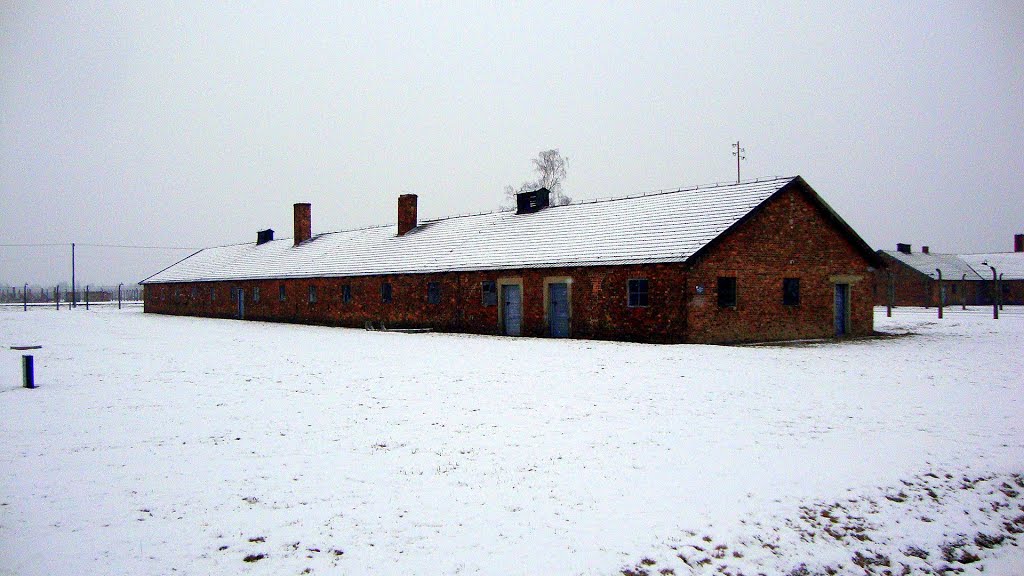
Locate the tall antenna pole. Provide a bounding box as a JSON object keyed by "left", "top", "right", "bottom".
{"left": 732, "top": 141, "right": 746, "bottom": 183}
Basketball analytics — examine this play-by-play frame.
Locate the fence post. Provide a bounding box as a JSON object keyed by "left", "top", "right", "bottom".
{"left": 86, "top": 285, "right": 90, "bottom": 310}
{"left": 56, "top": 285, "right": 60, "bottom": 310}
{"left": 23, "top": 283, "right": 27, "bottom": 311}
{"left": 886, "top": 270, "right": 893, "bottom": 317}
{"left": 999, "top": 273, "right": 1004, "bottom": 311}
{"left": 935, "top": 269, "right": 943, "bottom": 319}
{"left": 961, "top": 274, "right": 967, "bottom": 310}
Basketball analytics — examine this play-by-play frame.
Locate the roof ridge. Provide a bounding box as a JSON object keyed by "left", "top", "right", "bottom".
{"left": 885, "top": 249, "right": 1022, "bottom": 257}
{"left": 578, "top": 175, "right": 793, "bottom": 206}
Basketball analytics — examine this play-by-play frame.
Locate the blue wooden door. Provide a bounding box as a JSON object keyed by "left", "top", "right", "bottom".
{"left": 548, "top": 283, "right": 570, "bottom": 337}
{"left": 502, "top": 284, "right": 522, "bottom": 336}
{"left": 834, "top": 284, "right": 848, "bottom": 336}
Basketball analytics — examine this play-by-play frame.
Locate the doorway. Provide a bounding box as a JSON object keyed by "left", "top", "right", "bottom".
{"left": 502, "top": 284, "right": 522, "bottom": 336}
{"left": 547, "top": 282, "right": 570, "bottom": 337}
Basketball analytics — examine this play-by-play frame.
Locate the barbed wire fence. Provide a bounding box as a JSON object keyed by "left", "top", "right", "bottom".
{"left": 0, "top": 242, "right": 197, "bottom": 308}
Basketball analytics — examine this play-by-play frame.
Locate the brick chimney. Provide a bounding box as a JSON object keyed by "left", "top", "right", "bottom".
{"left": 896, "top": 243, "right": 911, "bottom": 254}
{"left": 398, "top": 194, "right": 418, "bottom": 236}
{"left": 294, "top": 203, "right": 311, "bottom": 246}
{"left": 921, "top": 246, "right": 929, "bottom": 254}
{"left": 1015, "top": 234, "right": 1023, "bottom": 252}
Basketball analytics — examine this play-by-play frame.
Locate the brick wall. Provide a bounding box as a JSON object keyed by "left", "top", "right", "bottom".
{"left": 684, "top": 184, "right": 876, "bottom": 343}
{"left": 872, "top": 254, "right": 985, "bottom": 307}
{"left": 143, "top": 264, "right": 690, "bottom": 342}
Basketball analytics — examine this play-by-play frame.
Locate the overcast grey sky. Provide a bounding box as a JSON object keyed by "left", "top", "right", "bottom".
{"left": 2, "top": 2, "right": 1022, "bottom": 286}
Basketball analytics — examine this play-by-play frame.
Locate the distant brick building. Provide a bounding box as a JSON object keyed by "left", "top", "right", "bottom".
{"left": 141, "top": 176, "right": 881, "bottom": 344}
{"left": 874, "top": 236, "right": 1024, "bottom": 307}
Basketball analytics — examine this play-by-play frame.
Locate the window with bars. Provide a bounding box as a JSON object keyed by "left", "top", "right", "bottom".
{"left": 279, "top": 285, "right": 286, "bottom": 302}
{"left": 381, "top": 282, "right": 392, "bottom": 303}
{"left": 427, "top": 282, "right": 441, "bottom": 304}
{"left": 341, "top": 284, "right": 352, "bottom": 304}
{"left": 627, "top": 279, "right": 649, "bottom": 307}
{"left": 481, "top": 281, "right": 497, "bottom": 306}
{"left": 308, "top": 285, "right": 317, "bottom": 303}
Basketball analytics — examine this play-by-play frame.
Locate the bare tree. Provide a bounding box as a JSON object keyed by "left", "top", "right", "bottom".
{"left": 503, "top": 149, "right": 571, "bottom": 208}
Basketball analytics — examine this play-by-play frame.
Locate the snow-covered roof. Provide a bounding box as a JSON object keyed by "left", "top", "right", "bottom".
{"left": 958, "top": 252, "right": 1024, "bottom": 281}
{"left": 143, "top": 177, "right": 803, "bottom": 284}
{"left": 881, "top": 250, "right": 1024, "bottom": 281}
{"left": 879, "top": 250, "right": 984, "bottom": 280}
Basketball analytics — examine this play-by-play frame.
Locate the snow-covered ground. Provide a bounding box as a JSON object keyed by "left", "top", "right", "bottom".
{"left": 1, "top": 306, "right": 1021, "bottom": 575}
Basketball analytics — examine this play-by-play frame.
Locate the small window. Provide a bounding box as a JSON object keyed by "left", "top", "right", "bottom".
{"left": 381, "top": 282, "right": 392, "bottom": 303}
{"left": 279, "top": 285, "right": 286, "bottom": 302}
{"left": 191, "top": 286, "right": 197, "bottom": 299}
{"left": 718, "top": 277, "right": 737, "bottom": 307}
{"left": 427, "top": 282, "right": 441, "bottom": 304}
{"left": 481, "top": 281, "right": 497, "bottom": 306}
{"left": 783, "top": 278, "right": 800, "bottom": 306}
{"left": 341, "top": 284, "right": 352, "bottom": 304}
{"left": 308, "top": 285, "right": 317, "bottom": 303}
{"left": 627, "top": 279, "right": 649, "bottom": 307}
{"left": 253, "top": 286, "right": 260, "bottom": 303}
{"left": 210, "top": 287, "right": 215, "bottom": 301}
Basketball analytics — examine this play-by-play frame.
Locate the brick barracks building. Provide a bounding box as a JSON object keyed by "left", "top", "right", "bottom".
{"left": 141, "top": 176, "right": 881, "bottom": 344}
{"left": 874, "top": 236, "right": 1024, "bottom": 308}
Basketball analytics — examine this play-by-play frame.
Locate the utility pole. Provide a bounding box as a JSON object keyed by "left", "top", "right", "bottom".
{"left": 71, "top": 242, "right": 76, "bottom": 308}
{"left": 732, "top": 141, "right": 745, "bottom": 183}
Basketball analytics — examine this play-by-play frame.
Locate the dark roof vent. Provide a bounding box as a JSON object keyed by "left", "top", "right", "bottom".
{"left": 257, "top": 229, "right": 274, "bottom": 245}
{"left": 516, "top": 188, "right": 551, "bottom": 215}
{"left": 896, "top": 243, "right": 911, "bottom": 254}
